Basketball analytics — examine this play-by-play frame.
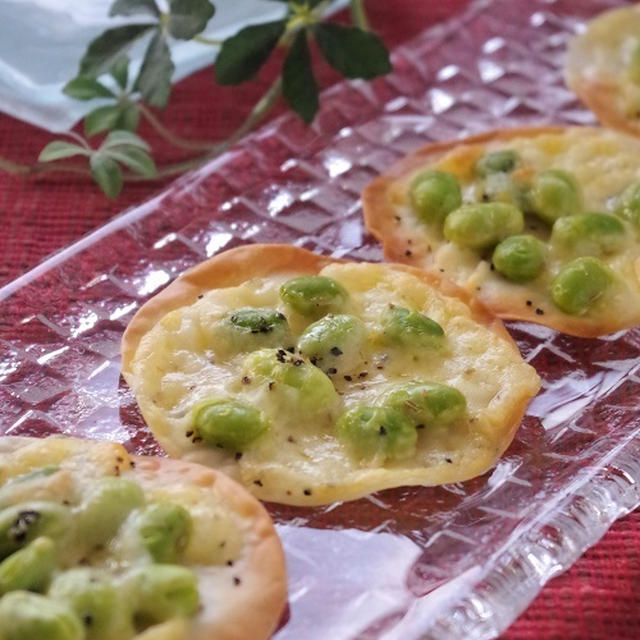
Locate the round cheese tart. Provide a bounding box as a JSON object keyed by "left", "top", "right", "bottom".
{"left": 363, "top": 126, "right": 640, "bottom": 337}
{"left": 122, "top": 245, "right": 540, "bottom": 506}
{"left": 0, "top": 436, "right": 286, "bottom": 640}
{"left": 566, "top": 4, "right": 640, "bottom": 137}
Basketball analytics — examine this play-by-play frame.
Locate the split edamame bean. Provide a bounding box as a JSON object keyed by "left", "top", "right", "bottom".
{"left": 193, "top": 400, "right": 267, "bottom": 451}
{"left": 0, "top": 591, "right": 84, "bottom": 640}
{"left": 615, "top": 181, "right": 640, "bottom": 231}
{"left": 137, "top": 504, "right": 192, "bottom": 564}
{"left": 49, "top": 569, "right": 134, "bottom": 640}
{"left": 492, "top": 235, "right": 546, "bottom": 282}
{"left": 443, "top": 202, "right": 524, "bottom": 250}
{"left": 279, "top": 276, "right": 347, "bottom": 316}
{"left": 381, "top": 306, "right": 444, "bottom": 348}
{"left": 475, "top": 149, "right": 519, "bottom": 176}
{"left": 297, "top": 314, "right": 367, "bottom": 377}
{"left": 550, "top": 212, "right": 626, "bottom": 256}
{"left": 215, "top": 307, "right": 293, "bottom": 355}
{"left": 336, "top": 405, "right": 417, "bottom": 461}
{"left": 409, "top": 170, "right": 462, "bottom": 225}
{"left": 0, "top": 537, "right": 56, "bottom": 595}
{"left": 550, "top": 256, "right": 613, "bottom": 315}
{"left": 385, "top": 382, "right": 467, "bottom": 428}
{"left": 527, "top": 169, "right": 582, "bottom": 224}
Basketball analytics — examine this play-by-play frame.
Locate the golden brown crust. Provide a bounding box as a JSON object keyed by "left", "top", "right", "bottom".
{"left": 0, "top": 436, "right": 287, "bottom": 640}
{"left": 362, "top": 125, "right": 640, "bottom": 337}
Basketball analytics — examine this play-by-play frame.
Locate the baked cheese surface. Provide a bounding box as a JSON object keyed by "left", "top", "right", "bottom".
{"left": 363, "top": 127, "right": 640, "bottom": 336}
{"left": 123, "top": 246, "right": 540, "bottom": 506}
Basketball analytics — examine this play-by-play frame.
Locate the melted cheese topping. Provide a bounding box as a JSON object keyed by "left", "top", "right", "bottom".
{"left": 390, "top": 128, "right": 640, "bottom": 331}
{"left": 130, "top": 262, "right": 540, "bottom": 505}
{"left": 0, "top": 437, "right": 256, "bottom": 640}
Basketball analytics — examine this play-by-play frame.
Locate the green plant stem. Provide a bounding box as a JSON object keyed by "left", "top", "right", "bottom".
{"left": 138, "top": 103, "right": 217, "bottom": 151}
{"left": 350, "top": 0, "right": 369, "bottom": 30}
{"left": 193, "top": 34, "right": 223, "bottom": 46}
{"left": 0, "top": 156, "right": 90, "bottom": 177}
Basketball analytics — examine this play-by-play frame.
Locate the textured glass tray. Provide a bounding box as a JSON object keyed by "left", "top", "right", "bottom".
{"left": 1, "top": 0, "right": 640, "bottom": 638}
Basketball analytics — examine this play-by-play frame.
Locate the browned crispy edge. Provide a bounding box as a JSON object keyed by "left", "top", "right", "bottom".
{"left": 361, "top": 125, "right": 639, "bottom": 337}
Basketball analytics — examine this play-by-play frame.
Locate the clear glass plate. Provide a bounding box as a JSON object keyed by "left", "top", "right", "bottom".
{"left": 1, "top": 1, "right": 639, "bottom": 638}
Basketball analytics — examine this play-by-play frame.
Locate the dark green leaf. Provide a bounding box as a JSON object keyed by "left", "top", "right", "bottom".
{"left": 63, "top": 77, "right": 115, "bottom": 101}
{"left": 109, "top": 0, "right": 160, "bottom": 18}
{"left": 282, "top": 30, "right": 318, "bottom": 124}
{"left": 38, "top": 141, "right": 89, "bottom": 162}
{"left": 103, "top": 130, "right": 150, "bottom": 151}
{"left": 117, "top": 102, "right": 140, "bottom": 131}
{"left": 80, "top": 25, "right": 155, "bottom": 77}
{"left": 134, "top": 31, "right": 175, "bottom": 108}
{"left": 111, "top": 57, "right": 129, "bottom": 90}
{"left": 168, "top": 0, "right": 215, "bottom": 40}
{"left": 215, "top": 20, "right": 285, "bottom": 85}
{"left": 90, "top": 154, "right": 123, "bottom": 198}
{"left": 84, "top": 105, "right": 123, "bottom": 137}
{"left": 104, "top": 147, "right": 157, "bottom": 177}
{"left": 314, "top": 24, "right": 391, "bottom": 79}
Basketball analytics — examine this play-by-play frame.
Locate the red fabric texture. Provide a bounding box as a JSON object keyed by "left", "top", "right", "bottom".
{"left": 0, "top": 1, "right": 638, "bottom": 637}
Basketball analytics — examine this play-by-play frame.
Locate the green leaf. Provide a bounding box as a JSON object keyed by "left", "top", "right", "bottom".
{"left": 215, "top": 20, "right": 286, "bottom": 85}
{"left": 117, "top": 102, "right": 140, "bottom": 131}
{"left": 314, "top": 24, "right": 391, "bottom": 79}
{"left": 80, "top": 25, "right": 155, "bottom": 76}
{"left": 104, "top": 147, "right": 157, "bottom": 177}
{"left": 38, "top": 141, "right": 89, "bottom": 162}
{"left": 168, "top": 0, "right": 215, "bottom": 40}
{"left": 63, "top": 77, "right": 115, "bottom": 101}
{"left": 109, "top": 0, "right": 160, "bottom": 18}
{"left": 103, "top": 130, "right": 150, "bottom": 151}
{"left": 134, "top": 31, "right": 174, "bottom": 108}
{"left": 90, "top": 154, "right": 123, "bottom": 199}
{"left": 111, "top": 57, "right": 129, "bottom": 90}
{"left": 84, "top": 105, "right": 123, "bottom": 137}
{"left": 282, "top": 30, "right": 318, "bottom": 124}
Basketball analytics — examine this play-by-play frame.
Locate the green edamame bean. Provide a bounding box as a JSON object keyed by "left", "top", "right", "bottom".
{"left": 76, "top": 478, "right": 144, "bottom": 548}
{"left": 381, "top": 306, "right": 444, "bottom": 348}
{"left": 49, "top": 569, "right": 133, "bottom": 640}
{"left": 475, "top": 149, "right": 519, "bottom": 176}
{"left": 0, "top": 591, "right": 84, "bottom": 640}
{"left": 215, "top": 307, "right": 293, "bottom": 355}
{"left": 193, "top": 400, "right": 267, "bottom": 451}
{"left": 550, "top": 256, "right": 613, "bottom": 315}
{"left": 137, "top": 504, "right": 192, "bottom": 564}
{"left": 0, "top": 502, "right": 71, "bottom": 559}
{"left": 125, "top": 565, "right": 199, "bottom": 626}
{"left": 385, "top": 382, "right": 467, "bottom": 428}
{"left": 492, "top": 235, "right": 546, "bottom": 282}
{"left": 297, "top": 314, "right": 367, "bottom": 377}
{"left": 615, "top": 181, "right": 640, "bottom": 231}
{"left": 336, "top": 405, "right": 417, "bottom": 461}
{"left": 0, "top": 537, "right": 56, "bottom": 595}
{"left": 280, "top": 276, "right": 347, "bottom": 316}
{"left": 550, "top": 212, "right": 626, "bottom": 256}
{"left": 527, "top": 169, "right": 582, "bottom": 224}
{"left": 443, "top": 202, "right": 524, "bottom": 250}
{"left": 409, "top": 170, "right": 462, "bottom": 225}
{"left": 243, "top": 348, "right": 338, "bottom": 410}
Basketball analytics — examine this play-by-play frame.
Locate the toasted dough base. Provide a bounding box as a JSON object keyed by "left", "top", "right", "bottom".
{"left": 122, "top": 245, "right": 539, "bottom": 505}
{"left": 566, "top": 5, "right": 640, "bottom": 137}
{"left": 0, "top": 436, "right": 287, "bottom": 640}
{"left": 362, "top": 126, "right": 640, "bottom": 337}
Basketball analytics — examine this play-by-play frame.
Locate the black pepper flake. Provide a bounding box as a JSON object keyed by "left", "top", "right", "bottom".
{"left": 186, "top": 430, "right": 194, "bottom": 438}
{"left": 234, "top": 452, "right": 243, "bottom": 461}
{"left": 253, "top": 479, "right": 263, "bottom": 487}
{"left": 476, "top": 286, "right": 481, "bottom": 291}
{"left": 241, "top": 376, "right": 251, "bottom": 384}
{"left": 358, "top": 371, "right": 368, "bottom": 378}
{"left": 226, "top": 560, "right": 234, "bottom": 567}
{"left": 310, "top": 356, "right": 318, "bottom": 366}
{"left": 535, "top": 308, "right": 544, "bottom": 315}
{"left": 83, "top": 614, "right": 94, "bottom": 627}
{"left": 379, "top": 426, "right": 387, "bottom": 436}
{"left": 445, "top": 457, "right": 453, "bottom": 464}
{"left": 268, "top": 381, "right": 275, "bottom": 390}
{"left": 416, "top": 424, "right": 425, "bottom": 430}
{"left": 62, "top": 500, "right": 71, "bottom": 506}
{"left": 481, "top": 193, "right": 489, "bottom": 202}
{"left": 286, "top": 490, "right": 292, "bottom": 496}
{"left": 330, "top": 346, "right": 343, "bottom": 356}
{"left": 287, "top": 436, "right": 296, "bottom": 443}
{"left": 405, "top": 249, "right": 413, "bottom": 257}
{"left": 526, "top": 300, "right": 533, "bottom": 307}
{"left": 10, "top": 511, "right": 39, "bottom": 542}
{"left": 439, "top": 268, "right": 445, "bottom": 273}
{"left": 490, "top": 263, "right": 495, "bottom": 271}
{"left": 293, "top": 359, "right": 304, "bottom": 366}
{"left": 276, "top": 349, "right": 287, "bottom": 363}
{"left": 192, "top": 436, "right": 203, "bottom": 444}
{"left": 116, "top": 456, "right": 124, "bottom": 463}
{"left": 394, "top": 215, "right": 401, "bottom": 221}
{"left": 114, "top": 466, "right": 120, "bottom": 477}
{"left": 286, "top": 346, "right": 296, "bottom": 353}
{"left": 197, "top": 294, "right": 204, "bottom": 299}
{"left": 326, "top": 367, "right": 337, "bottom": 375}
{"left": 219, "top": 541, "right": 226, "bottom": 548}
{"left": 233, "top": 576, "right": 242, "bottom": 586}
{"left": 130, "top": 461, "right": 136, "bottom": 469}
{"left": 303, "top": 488, "right": 312, "bottom": 496}
{"left": 343, "top": 375, "right": 353, "bottom": 382}
{"left": 376, "top": 365, "right": 384, "bottom": 370}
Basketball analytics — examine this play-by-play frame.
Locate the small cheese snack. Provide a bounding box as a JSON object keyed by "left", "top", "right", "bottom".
{"left": 566, "top": 4, "right": 640, "bottom": 137}
{"left": 122, "top": 245, "right": 540, "bottom": 506}
{"left": 0, "top": 435, "right": 286, "bottom": 640}
{"left": 363, "top": 126, "right": 640, "bottom": 337}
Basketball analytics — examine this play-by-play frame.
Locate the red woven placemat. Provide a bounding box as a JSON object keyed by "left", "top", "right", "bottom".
{"left": 0, "top": 1, "right": 638, "bottom": 637}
